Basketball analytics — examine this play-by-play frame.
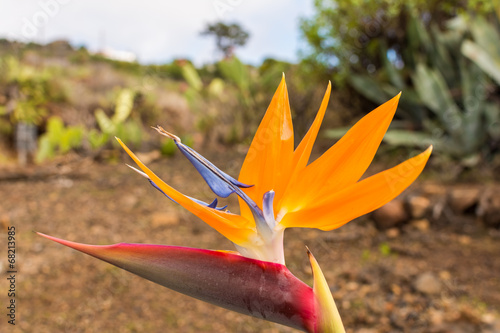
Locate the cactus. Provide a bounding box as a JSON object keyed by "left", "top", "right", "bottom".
{"left": 36, "top": 116, "right": 84, "bottom": 162}
{"left": 461, "top": 15, "right": 500, "bottom": 86}
{"left": 95, "top": 89, "right": 135, "bottom": 134}
{"left": 93, "top": 88, "right": 142, "bottom": 148}
{"left": 347, "top": 14, "right": 500, "bottom": 162}
{"left": 0, "top": 56, "right": 67, "bottom": 164}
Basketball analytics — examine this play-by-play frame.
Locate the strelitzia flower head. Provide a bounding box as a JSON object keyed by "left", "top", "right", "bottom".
{"left": 39, "top": 76, "right": 431, "bottom": 332}
{"left": 117, "top": 75, "right": 431, "bottom": 265}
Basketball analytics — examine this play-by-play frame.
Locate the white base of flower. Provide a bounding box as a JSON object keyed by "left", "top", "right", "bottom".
{"left": 234, "top": 227, "right": 285, "bottom": 265}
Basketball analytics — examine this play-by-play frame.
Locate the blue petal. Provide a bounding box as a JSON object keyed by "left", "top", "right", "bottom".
{"left": 176, "top": 141, "right": 251, "bottom": 198}
{"left": 148, "top": 179, "right": 228, "bottom": 211}
{"left": 151, "top": 127, "right": 269, "bottom": 234}
{"left": 262, "top": 190, "right": 276, "bottom": 229}
{"left": 173, "top": 141, "right": 263, "bottom": 223}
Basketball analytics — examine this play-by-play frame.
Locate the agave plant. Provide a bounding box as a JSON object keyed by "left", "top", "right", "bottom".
{"left": 39, "top": 76, "right": 431, "bottom": 332}
{"left": 89, "top": 88, "right": 143, "bottom": 149}
{"left": 347, "top": 14, "right": 500, "bottom": 162}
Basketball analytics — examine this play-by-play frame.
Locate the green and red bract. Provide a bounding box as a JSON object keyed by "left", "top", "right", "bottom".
{"left": 37, "top": 232, "right": 316, "bottom": 332}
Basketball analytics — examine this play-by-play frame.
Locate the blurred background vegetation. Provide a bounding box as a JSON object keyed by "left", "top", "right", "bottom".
{"left": 0, "top": 1, "right": 499, "bottom": 179}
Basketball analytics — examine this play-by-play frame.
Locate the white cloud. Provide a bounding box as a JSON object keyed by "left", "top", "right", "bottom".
{"left": 0, "top": 0, "right": 314, "bottom": 65}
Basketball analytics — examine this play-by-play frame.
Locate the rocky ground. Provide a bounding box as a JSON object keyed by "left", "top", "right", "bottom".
{"left": 0, "top": 151, "right": 499, "bottom": 333}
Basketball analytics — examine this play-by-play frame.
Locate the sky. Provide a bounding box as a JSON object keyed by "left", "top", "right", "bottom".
{"left": 0, "top": 0, "right": 315, "bottom": 65}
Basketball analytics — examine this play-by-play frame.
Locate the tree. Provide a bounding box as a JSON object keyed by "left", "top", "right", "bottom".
{"left": 201, "top": 22, "right": 250, "bottom": 59}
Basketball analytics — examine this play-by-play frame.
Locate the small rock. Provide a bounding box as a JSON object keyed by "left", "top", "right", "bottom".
{"left": 439, "top": 270, "right": 451, "bottom": 281}
{"left": 341, "top": 300, "right": 351, "bottom": 310}
{"left": 345, "top": 281, "right": 359, "bottom": 291}
{"left": 0, "top": 214, "right": 10, "bottom": 231}
{"left": 359, "top": 284, "right": 372, "bottom": 297}
{"left": 372, "top": 199, "right": 409, "bottom": 229}
{"left": 489, "top": 229, "right": 500, "bottom": 239}
{"left": 413, "top": 272, "right": 442, "bottom": 295}
{"left": 487, "top": 318, "right": 500, "bottom": 333}
{"left": 151, "top": 211, "right": 179, "bottom": 227}
{"left": 390, "top": 284, "right": 401, "bottom": 296}
{"left": 403, "top": 293, "right": 416, "bottom": 303}
{"left": 481, "top": 312, "right": 496, "bottom": 325}
{"left": 460, "top": 306, "right": 483, "bottom": 325}
{"left": 407, "top": 195, "right": 431, "bottom": 219}
{"left": 458, "top": 235, "right": 471, "bottom": 245}
{"left": 429, "top": 309, "right": 445, "bottom": 325}
{"left": 449, "top": 187, "right": 480, "bottom": 214}
{"left": 410, "top": 218, "right": 430, "bottom": 231}
{"left": 477, "top": 187, "right": 500, "bottom": 228}
{"left": 385, "top": 227, "right": 400, "bottom": 238}
{"left": 55, "top": 177, "right": 74, "bottom": 188}
{"left": 422, "top": 183, "right": 447, "bottom": 195}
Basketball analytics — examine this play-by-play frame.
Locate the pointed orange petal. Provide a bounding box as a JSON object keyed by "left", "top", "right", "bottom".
{"left": 276, "top": 83, "right": 331, "bottom": 211}
{"left": 116, "top": 138, "right": 255, "bottom": 245}
{"left": 280, "top": 146, "right": 432, "bottom": 230}
{"left": 280, "top": 94, "right": 401, "bottom": 214}
{"left": 238, "top": 75, "right": 294, "bottom": 218}
{"left": 293, "top": 82, "right": 331, "bottom": 171}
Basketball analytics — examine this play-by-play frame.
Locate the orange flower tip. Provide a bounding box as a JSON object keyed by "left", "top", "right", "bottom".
{"left": 391, "top": 92, "right": 402, "bottom": 103}
{"left": 421, "top": 145, "right": 433, "bottom": 158}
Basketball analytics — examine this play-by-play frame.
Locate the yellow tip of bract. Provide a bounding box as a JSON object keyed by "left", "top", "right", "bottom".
{"left": 308, "top": 248, "right": 345, "bottom": 333}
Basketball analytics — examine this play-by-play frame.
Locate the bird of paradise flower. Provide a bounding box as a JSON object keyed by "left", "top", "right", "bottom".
{"left": 39, "top": 76, "right": 431, "bottom": 332}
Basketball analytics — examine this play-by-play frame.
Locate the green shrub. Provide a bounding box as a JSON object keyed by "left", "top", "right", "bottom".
{"left": 36, "top": 116, "right": 84, "bottom": 162}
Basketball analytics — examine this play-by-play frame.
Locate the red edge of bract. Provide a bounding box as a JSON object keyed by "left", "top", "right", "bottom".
{"left": 37, "top": 232, "right": 317, "bottom": 332}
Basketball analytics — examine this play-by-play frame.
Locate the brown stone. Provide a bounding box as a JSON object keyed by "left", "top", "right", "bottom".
{"left": 409, "top": 218, "right": 430, "bottom": 231}
{"left": 439, "top": 270, "right": 451, "bottom": 281}
{"left": 477, "top": 187, "right": 500, "bottom": 228}
{"left": 449, "top": 187, "right": 480, "bottom": 214}
{"left": 421, "top": 183, "right": 447, "bottom": 195}
{"left": 385, "top": 227, "right": 400, "bottom": 238}
{"left": 413, "top": 272, "right": 442, "bottom": 295}
{"left": 372, "top": 199, "right": 409, "bottom": 229}
{"left": 407, "top": 195, "right": 431, "bottom": 219}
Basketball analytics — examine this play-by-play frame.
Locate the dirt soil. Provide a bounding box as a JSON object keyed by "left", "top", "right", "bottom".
{"left": 1, "top": 151, "right": 499, "bottom": 333}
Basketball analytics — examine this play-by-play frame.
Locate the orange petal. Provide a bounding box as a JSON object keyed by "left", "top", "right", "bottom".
{"left": 116, "top": 138, "right": 255, "bottom": 245}
{"left": 280, "top": 93, "right": 401, "bottom": 214}
{"left": 280, "top": 146, "right": 432, "bottom": 230}
{"left": 238, "top": 75, "right": 294, "bottom": 218}
{"left": 292, "top": 82, "right": 331, "bottom": 171}
{"left": 276, "top": 82, "right": 331, "bottom": 210}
